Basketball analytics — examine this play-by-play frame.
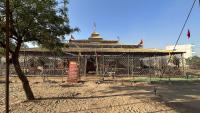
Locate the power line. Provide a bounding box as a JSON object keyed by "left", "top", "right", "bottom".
{"left": 161, "top": 0, "right": 197, "bottom": 77}
{"left": 172, "top": 0, "right": 197, "bottom": 51}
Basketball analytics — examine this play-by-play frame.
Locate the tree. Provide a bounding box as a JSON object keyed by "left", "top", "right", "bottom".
{"left": 186, "top": 56, "right": 200, "bottom": 69}
{"left": 172, "top": 56, "right": 180, "bottom": 68}
{"left": 0, "top": 48, "right": 4, "bottom": 56}
{"left": 0, "top": 0, "right": 78, "bottom": 100}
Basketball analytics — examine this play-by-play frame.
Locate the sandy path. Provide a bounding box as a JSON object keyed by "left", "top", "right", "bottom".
{"left": 0, "top": 77, "right": 177, "bottom": 113}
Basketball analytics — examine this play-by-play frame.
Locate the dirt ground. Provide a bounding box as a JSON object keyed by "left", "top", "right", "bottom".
{"left": 0, "top": 76, "right": 200, "bottom": 113}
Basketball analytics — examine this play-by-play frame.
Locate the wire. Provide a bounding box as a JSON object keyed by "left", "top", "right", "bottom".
{"left": 161, "top": 0, "right": 197, "bottom": 77}
{"left": 172, "top": 0, "right": 197, "bottom": 51}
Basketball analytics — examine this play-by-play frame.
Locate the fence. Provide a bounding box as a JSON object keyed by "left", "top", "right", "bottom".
{"left": 78, "top": 54, "right": 185, "bottom": 77}
{"left": 0, "top": 53, "right": 188, "bottom": 78}
{"left": 0, "top": 53, "right": 69, "bottom": 76}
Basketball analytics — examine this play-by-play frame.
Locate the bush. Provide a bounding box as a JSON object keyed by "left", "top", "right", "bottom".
{"left": 186, "top": 56, "right": 200, "bottom": 69}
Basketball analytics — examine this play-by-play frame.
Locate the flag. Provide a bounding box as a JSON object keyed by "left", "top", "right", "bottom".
{"left": 70, "top": 35, "right": 75, "bottom": 40}
{"left": 139, "top": 39, "right": 143, "bottom": 45}
{"left": 93, "top": 22, "right": 96, "bottom": 31}
{"left": 187, "top": 29, "right": 190, "bottom": 39}
{"left": 117, "top": 36, "right": 120, "bottom": 41}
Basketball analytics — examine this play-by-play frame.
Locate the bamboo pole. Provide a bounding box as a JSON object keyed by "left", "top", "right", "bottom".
{"left": 102, "top": 55, "right": 105, "bottom": 80}
{"left": 78, "top": 52, "right": 81, "bottom": 79}
{"left": 95, "top": 51, "right": 99, "bottom": 76}
{"left": 84, "top": 55, "right": 87, "bottom": 77}
{"left": 128, "top": 54, "right": 130, "bottom": 76}
{"left": 149, "top": 57, "right": 152, "bottom": 82}
{"left": 131, "top": 56, "right": 133, "bottom": 76}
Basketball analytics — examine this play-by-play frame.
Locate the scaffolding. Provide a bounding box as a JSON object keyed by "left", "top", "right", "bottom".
{"left": 0, "top": 47, "right": 186, "bottom": 79}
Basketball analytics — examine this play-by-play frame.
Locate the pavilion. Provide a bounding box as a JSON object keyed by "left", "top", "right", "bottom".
{"left": 19, "top": 31, "right": 185, "bottom": 77}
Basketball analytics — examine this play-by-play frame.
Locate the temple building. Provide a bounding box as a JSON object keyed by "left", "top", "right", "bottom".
{"left": 17, "top": 30, "right": 185, "bottom": 78}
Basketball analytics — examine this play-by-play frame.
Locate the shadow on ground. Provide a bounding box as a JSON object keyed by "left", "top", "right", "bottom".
{"left": 29, "top": 80, "right": 200, "bottom": 113}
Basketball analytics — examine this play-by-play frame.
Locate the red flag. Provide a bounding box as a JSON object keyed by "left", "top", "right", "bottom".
{"left": 187, "top": 29, "right": 190, "bottom": 39}
{"left": 139, "top": 39, "right": 143, "bottom": 45}
{"left": 70, "top": 35, "right": 75, "bottom": 40}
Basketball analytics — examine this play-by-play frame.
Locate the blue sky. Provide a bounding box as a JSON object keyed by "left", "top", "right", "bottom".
{"left": 66, "top": 0, "right": 200, "bottom": 55}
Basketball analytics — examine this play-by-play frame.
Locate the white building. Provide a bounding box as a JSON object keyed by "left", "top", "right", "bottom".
{"left": 166, "top": 44, "right": 194, "bottom": 59}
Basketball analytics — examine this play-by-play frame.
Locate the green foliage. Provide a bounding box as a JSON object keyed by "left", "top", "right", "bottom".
{"left": 186, "top": 56, "right": 200, "bottom": 69}
{"left": 0, "top": 0, "right": 78, "bottom": 51}
{"left": 131, "top": 77, "right": 196, "bottom": 83}
{"left": 0, "top": 48, "right": 4, "bottom": 56}
{"left": 0, "top": 0, "right": 78, "bottom": 100}
{"left": 172, "top": 56, "right": 180, "bottom": 67}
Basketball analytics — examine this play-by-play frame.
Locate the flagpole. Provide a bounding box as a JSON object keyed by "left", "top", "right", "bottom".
{"left": 173, "top": 0, "right": 196, "bottom": 51}
{"left": 93, "top": 22, "right": 96, "bottom": 32}
{"left": 161, "top": 0, "right": 197, "bottom": 77}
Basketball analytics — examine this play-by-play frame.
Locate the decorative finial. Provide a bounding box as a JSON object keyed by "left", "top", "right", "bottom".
{"left": 117, "top": 36, "right": 120, "bottom": 41}
{"left": 93, "top": 22, "right": 96, "bottom": 32}
{"left": 139, "top": 39, "right": 143, "bottom": 45}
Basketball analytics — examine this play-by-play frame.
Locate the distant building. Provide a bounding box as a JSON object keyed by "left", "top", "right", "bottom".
{"left": 166, "top": 44, "right": 193, "bottom": 59}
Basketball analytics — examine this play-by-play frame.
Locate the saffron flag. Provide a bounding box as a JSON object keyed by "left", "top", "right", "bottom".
{"left": 187, "top": 29, "right": 190, "bottom": 39}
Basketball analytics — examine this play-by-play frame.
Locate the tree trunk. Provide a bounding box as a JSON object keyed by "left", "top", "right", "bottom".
{"left": 12, "top": 55, "right": 35, "bottom": 100}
